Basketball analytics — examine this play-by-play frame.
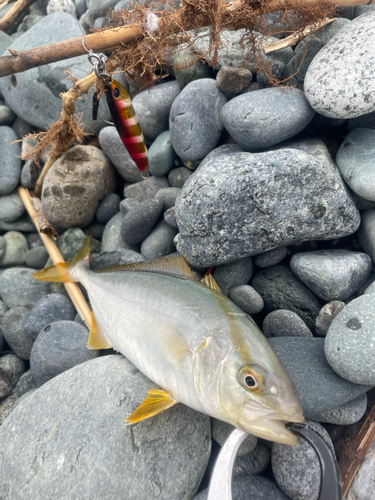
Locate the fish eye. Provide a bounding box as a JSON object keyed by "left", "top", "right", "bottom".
{"left": 113, "top": 86, "right": 121, "bottom": 99}
{"left": 239, "top": 366, "right": 264, "bottom": 393}
{"left": 245, "top": 375, "right": 256, "bottom": 388}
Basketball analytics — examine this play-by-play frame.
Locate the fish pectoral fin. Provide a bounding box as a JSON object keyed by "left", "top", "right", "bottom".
{"left": 87, "top": 312, "right": 112, "bottom": 350}
{"left": 200, "top": 274, "right": 222, "bottom": 293}
{"left": 125, "top": 389, "right": 177, "bottom": 424}
{"left": 157, "top": 321, "right": 192, "bottom": 365}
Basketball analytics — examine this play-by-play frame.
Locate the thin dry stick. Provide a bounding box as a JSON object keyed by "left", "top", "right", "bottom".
{"left": 339, "top": 403, "right": 375, "bottom": 497}
{"left": 263, "top": 17, "right": 336, "bottom": 54}
{"left": 29, "top": 195, "right": 58, "bottom": 237}
{"left": 0, "top": 0, "right": 37, "bottom": 32}
{"left": 18, "top": 186, "right": 92, "bottom": 329}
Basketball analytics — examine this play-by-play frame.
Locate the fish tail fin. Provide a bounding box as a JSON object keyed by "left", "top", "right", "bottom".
{"left": 33, "top": 229, "right": 92, "bottom": 283}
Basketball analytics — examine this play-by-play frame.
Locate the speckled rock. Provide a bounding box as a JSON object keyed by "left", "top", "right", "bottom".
{"left": 211, "top": 418, "right": 257, "bottom": 457}
{"left": 168, "top": 167, "right": 192, "bottom": 188}
{"left": 173, "top": 47, "right": 210, "bottom": 90}
{"left": 254, "top": 247, "right": 287, "bottom": 268}
{"left": 0, "top": 126, "right": 22, "bottom": 195}
{"left": 357, "top": 210, "right": 375, "bottom": 263}
{"left": 2, "top": 307, "right": 33, "bottom": 359}
{"left": 0, "top": 371, "right": 12, "bottom": 401}
{"left": 169, "top": 79, "right": 227, "bottom": 161}
{"left": 325, "top": 294, "right": 375, "bottom": 385}
{"left": 229, "top": 285, "right": 264, "bottom": 315}
{"left": 15, "top": 369, "right": 39, "bottom": 396}
{"left": 91, "top": 248, "right": 145, "bottom": 270}
{"left": 0, "top": 192, "right": 25, "bottom": 222}
{"left": 164, "top": 206, "right": 178, "bottom": 229}
{"left": 30, "top": 321, "right": 99, "bottom": 386}
{"left": 132, "top": 81, "right": 181, "bottom": 139}
{"left": 0, "top": 354, "right": 25, "bottom": 390}
{"left": 269, "top": 337, "right": 371, "bottom": 417}
{"left": 124, "top": 175, "right": 169, "bottom": 202}
{"left": 336, "top": 128, "right": 375, "bottom": 201}
{"left": 290, "top": 250, "right": 372, "bottom": 301}
{"left": 119, "top": 198, "right": 141, "bottom": 216}
{"left": 24, "top": 293, "right": 76, "bottom": 340}
{"left": 0, "top": 268, "right": 51, "bottom": 308}
{"left": 42, "top": 146, "right": 116, "bottom": 228}
{"left": 0, "top": 355, "right": 211, "bottom": 500}
{"left": 121, "top": 198, "right": 163, "bottom": 245}
{"left": 315, "top": 301, "right": 346, "bottom": 337}
{"left": 98, "top": 126, "right": 143, "bottom": 183}
{"left": 309, "top": 393, "right": 367, "bottom": 425}
{"left": 25, "top": 246, "right": 49, "bottom": 269}
{"left": 101, "top": 212, "right": 139, "bottom": 253}
{"left": 140, "top": 220, "right": 178, "bottom": 260}
{"left": 304, "top": 12, "right": 375, "bottom": 119}
{"left": 262, "top": 309, "right": 312, "bottom": 338}
{"left": 234, "top": 443, "right": 271, "bottom": 477}
{"left": 0, "top": 390, "right": 19, "bottom": 423}
{"left": 216, "top": 66, "right": 253, "bottom": 93}
{"left": 212, "top": 258, "right": 253, "bottom": 297}
{"left": 220, "top": 88, "right": 314, "bottom": 150}
{"left": 95, "top": 193, "right": 120, "bottom": 224}
{"left": 195, "top": 476, "right": 290, "bottom": 500}
{"left": 148, "top": 130, "right": 176, "bottom": 177}
{"left": 0, "top": 231, "right": 28, "bottom": 267}
{"left": 154, "top": 187, "right": 181, "bottom": 211}
{"left": 175, "top": 145, "right": 360, "bottom": 267}
{"left": 272, "top": 420, "right": 334, "bottom": 500}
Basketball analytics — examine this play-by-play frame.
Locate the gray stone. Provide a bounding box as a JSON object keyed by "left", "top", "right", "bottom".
{"left": 0, "top": 13, "right": 110, "bottom": 133}
{"left": 0, "top": 192, "right": 25, "bottom": 222}
{"left": 121, "top": 198, "right": 163, "bottom": 245}
{"left": 132, "top": 81, "right": 181, "bottom": 139}
{"left": 0, "top": 355, "right": 211, "bottom": 500}
{"left": 315, "top": 301, "right": 346, "bottom": 337}
{"left": 0, "top": 390, "right": 19, "bottom": 423}
{"left": 20, "top": 160, "right": 40, "bottom": 189}
{"left": 164, "top": 206, "right": 178, "bottom": 229}
{"left": 0, "top": 301, "right": 8, "bottom": 325}
{"left": 98, "top": 126, "right": 143, "bottom": 183}
{"left": 229, "top": 285, "right": 264, "bottom": 315}
{"left": 211, "top": 418, "right": 257, "bottom": 457}
{"left": 262, "top": 309, "right": 312, "bottom": 338}
{"left": 0, "top": 105, "right": 15, "bottom": 126}
{"left": 309, "top": 393, "right": 367, "bottom": 425}
{"left": 0, "top": 31, "right": 12, "bottom": 58}
{"left": 216, "top": 66, "right": 253, "bottom": 93}
{"left": 30, "top": 320, "right": 99, "bottom": 386}
{"left": 348, "top": 188, "right": 375, "bottom": 212}
{"left": 91, "top": 249, "right": 145, "bottom": 270}
{"left": 269, "top": 337, "right": 372, "bottom": 418}
{"left": 168, "top": 167, "right": 192, "bottom": 188}
{"left": 347, "top": 440, "right": 375, "bottom": 500}
{"left": 220, "top": 88, "right": 314, "bottom": 151}
{"left": 348, "top": 110, "right": 375, "bottom": 131}
{"left": 0, "top": 330, "right": 3, "bottom": 353}
{"left": 212, "top": 258, "right": 253, "bottom": 297}
{"left": 0, "top": 371, "right": 12, "bottom": 401}
{"left": 101, "top": 212, "right": 139, "bottom": 253}
{"left": 148, "top": 130, "right": 176, "bottom": 177}
{"left": 175, "top": 145, "right": 360, "bottom": 267}
{"left": 140, "top": 220, "right": 178, "bottom": 260}
{"left": 325, "top": 293, "right": 375, "bottom": 385}
{"left": 336, "top": 128, "right": 375, "bottom": 201}
{"left": 154, "top": 187, "right": 181, "bottom": 211}
{"left": 0, "top": 268, "right": 51, "bottom": 308}
{"left": 0, "top": 127, "right": 21, "bottom": 195}
{"left": 254, "top": 247, "right": 287, "bottom": 268}
{"left": 47, "top": 0, "right": 76, "bottom": 15}
{"left": 42, "top": 145, "right": 116, "bottom": 228}
{"left": 0, "top": 214, "right": 35, "bottom": 232}
{"left": 234, "top": 443, "right": 271, "bottom": 477}
{"left": 0, "top": 231, "right": 28, "bottom": 267}
{"left": 25, "top": 246, "right": 49, "bottom": 269}
{"left": 0, "top": 236, "right": 5, "bottom": 259}
{"left": 95, "top": 193, "right": 120, "bottom": 224}
{"left": 24, "top": 293, "right": 76, "bottom": 339}
{"left": 174, "top": 48, "right": 210, "bottom": 90}
{"left": 2, "top": 307, "right": 33, "bottom": 360}
{"left": 272, "top": 420, "right": 334, "bottom": 500}
{"left": 0, "top": 354, "right": 25, "bottom": 388}
{"left": 242, "top": 82, "right": 265, "bottom": 94}
{"left": 304, "top": 12, "right": 375, "bottom": 119}
{"left": 354, "top": 5, "right": 375, "bottom": 17}
{"left": 170, "top": 79, "right": 227, "bottom": 162}
{"left": 357, "top": 210, "right": 375, "bottom": 263}
{"left": 15, "top": 370, "right": 39, "bottom": 396}
{"left": 9, "top": 389, "right": 36, "bottom": 414}
{"left": 119, "top": 198, "right": 141, "bottom": 216}
{"left": 124, "top": 175, "right": 169, "bottom": 202}
{"left": 251, "top": 265, "right": 321, "bottom": 330}
{"left": 290, "top": 250, "right": 372, "bottom": 301}
{"left": 195, "top": 476, "right": 290, "bottom": 500}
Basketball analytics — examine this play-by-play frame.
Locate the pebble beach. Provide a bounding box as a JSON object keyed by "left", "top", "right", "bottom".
{"left": 0, "top": 1, "right": 375, "bottom": 499}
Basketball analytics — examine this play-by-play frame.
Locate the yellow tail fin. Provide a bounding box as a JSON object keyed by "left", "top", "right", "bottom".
{"left": 33, "top": 229, "right": 92, "bottom": 283}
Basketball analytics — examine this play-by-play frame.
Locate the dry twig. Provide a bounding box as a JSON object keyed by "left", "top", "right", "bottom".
{"left": 0, "top": 0, "right": 37, "bottom": 32}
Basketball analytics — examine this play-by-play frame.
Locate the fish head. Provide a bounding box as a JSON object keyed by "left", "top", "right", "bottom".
{"left": 110, "top": 79, "right": 131, "bottom": 101}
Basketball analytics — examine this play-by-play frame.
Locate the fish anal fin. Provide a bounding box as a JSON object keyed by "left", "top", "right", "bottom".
{"left": 201, "top": 274, "right": 222, "bottom": 293}
{"left": 157, "top": 321, "right": 192, "bottom": 365}
{"left": 125, "top": 389, "right": 176, "bottom": 424}
{"left": 95, "top": 254, "right": 194, "bottom": 281}
{"left": 87, "top": 312, "right": 112, "bottom": 350}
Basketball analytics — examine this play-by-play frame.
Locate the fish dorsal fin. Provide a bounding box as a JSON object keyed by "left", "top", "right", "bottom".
{"left": 125, "top": 389, "right": 177, "bottom": 424}
{"left": 157, "top": 321, "right": 192, "bottom": 365}
{"left": 95, "top": 254, "right": 195, "bottom": 280}
{"left": 201, "top": 274, "right": 222, "bottom": 293}
{"left": 87, "top": 312, "right": 112, "bottom": 350}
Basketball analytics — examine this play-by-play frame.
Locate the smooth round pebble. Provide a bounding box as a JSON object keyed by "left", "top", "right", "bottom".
{"left": 25, "top": 246, "right": 49, "bottom": 269}
{"left": 211, "top": 418, "right": 257, "bottom": 457}
{"left": 213, "top": 258, "right": 253, "bottom": 297}
{"left": 30, "top": 320, "right": 99, "bottom": 386}
{"left": 101, "top": 212, "right": 139, "bottom": 253}
{"left": 15, "top": 369, "right": 39, "bottom": 396}
{"left": 309, "top": 393, "right": 367, "bottom": 425}
{"left": 121, "top": 198, "right": 163, "bottom": 245}
{"left": 216, "top": 66, "right": 253, "bottom": 93}
{"left": 315, "top": 301, "right": 346, "bottom": 337}
{"left": 229, "top": 285, "right": 264, "bottom": 314}
{"left": 164, "top": 206, "right": 178, "bottom": 229}
{"left": 96, "top": 193, "right": 120, "bottom": 224}
{"left": 357, "top": 210, "right": 375, "bottom": 263}
{"left": 91, "top": 249, "right": 145, "bottom": 270}
{"left": 140, "top": 220, "right": 178, "bottom": 260}
{"left": 20, "top": 160, "right": 40, "bottom": 189}
{"left": 124, "top": 175, "right": 169, "bottom": 202}
{"left": 26, "top": 232, "right": 43, "bottom": 249}
{"left": 173, "top": 48, "right": 210, "bottom": 90}
{"left": 195, "top": 476, "right": 290, "bottom": 500}
{"left": 0, "top": 192, "right": 25, "bottom": 222}
{"left": 0, "top": 126, "right": 22, "bottom": 195}
{"left": 254, "top": 247, "right": 287, "bottom": 268}
{"left": 0, "top": 354, "right": 25, "bottom": 388}
{"left": 168, "top": 166, "right": 192, "bottom": 188}
{"left": 234, "top": 442, "right": 271, "bottom": 477}
{"left": 24, "top": 293, "right": 76, "bottom": 339}
{"left": 0, "top": 231, "right": 28, "bottom": 267}
{"left": 154, "top": 187, "right": 181, "bottom": 210}
{"left": 262, "top": 309, "right": 312, "bottom": 338}
{"left": 2, "top": 306, "right": 33, "bottom": 359}
{"left": 148, "top": 130, "right": 176, "bottom": 177}
{"left": 119, "top": 198, "right": 141, "bottom": 216}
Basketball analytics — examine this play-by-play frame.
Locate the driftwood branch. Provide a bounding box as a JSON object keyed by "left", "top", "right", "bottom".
{"left": 0, "top": 0, "right": 37, "bottom": 32}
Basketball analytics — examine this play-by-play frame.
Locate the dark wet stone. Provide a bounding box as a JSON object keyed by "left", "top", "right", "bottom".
{"left": 140, "top": 220, "right": 178, "bottom": 260}
{"left": 213, "top": 258, "right": 253, "bottom": 297}
{"left": 168, "top": 167, "right": 192, "bottom": 188}
{"left": 96, "top": 193, "right": 120, "bottom": 225}
{"left": 15, "top": 369, "right": 39, "bottom": 396}
{"left": 262, "top": 309, "right": 312, "bottom": 338}
{"left": 2, "top": 307, "right": 33, "bottom": 359}
{"left": 121, "top": 198, "right": 163, "bottom": 245}
{"left": 124, "top": 175, "right": 169, "bottom": 202}
{"left": 254, "top": 247, "right": 287, "bottom": 268}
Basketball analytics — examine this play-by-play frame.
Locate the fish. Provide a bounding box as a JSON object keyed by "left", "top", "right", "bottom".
{"left": 33, "top": 232, "right": 304, "bottom": 445}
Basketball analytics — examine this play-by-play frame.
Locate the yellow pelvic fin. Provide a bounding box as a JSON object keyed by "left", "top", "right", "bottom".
{"left": 33, "top": 229, "right": 93, "bottom": 283}
{"left": 157, "top": 321, "right": 192, "bottom": 365}
{"left": 125, "top": 389, "right": 177, "bottom": 424}
{"left": 201, "top": 274, "right": 222, "bottom": 293}
{"left": 87, "top": 312, "right": 112, "bottom": 350}
{"left": 95, "top": 253, "right": 195, "bottom": 280}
